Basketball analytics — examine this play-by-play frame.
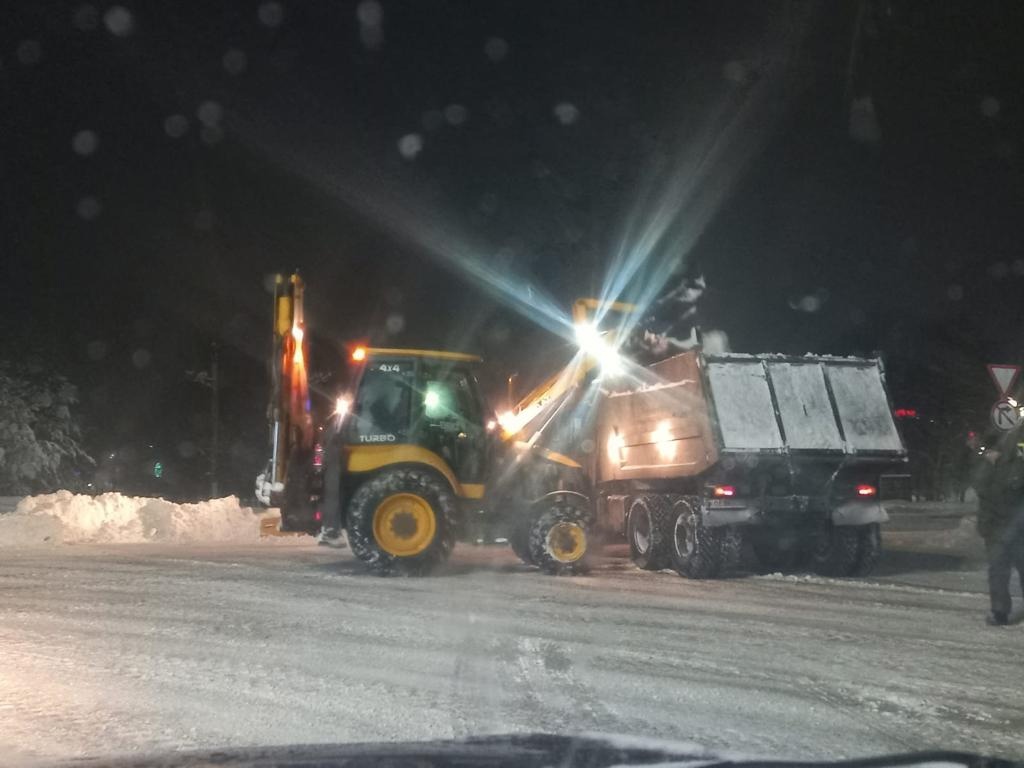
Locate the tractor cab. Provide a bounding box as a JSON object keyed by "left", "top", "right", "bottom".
{"left": 342, "top": 347, "right": 492, "bottom": 493}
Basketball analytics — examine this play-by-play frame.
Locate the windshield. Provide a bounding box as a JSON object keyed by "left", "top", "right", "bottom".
{"left": 3, "top": 2, "right": 1024, "bottom": 765}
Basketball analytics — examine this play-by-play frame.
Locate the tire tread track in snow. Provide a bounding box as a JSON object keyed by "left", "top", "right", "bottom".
{"left": 1, "top": 543, "right": 1023, "bottom": 761}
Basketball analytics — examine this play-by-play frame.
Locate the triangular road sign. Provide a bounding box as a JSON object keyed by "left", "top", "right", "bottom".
{"left": 987, "top": 364, "right": 1020, "bottom": 396}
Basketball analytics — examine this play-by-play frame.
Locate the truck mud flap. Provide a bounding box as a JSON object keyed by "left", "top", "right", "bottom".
{"left": 703, "top": 506, "right": 757, "bottom": 527}
{"left": 831, "top": 500, "right": 889, "bottom": 526}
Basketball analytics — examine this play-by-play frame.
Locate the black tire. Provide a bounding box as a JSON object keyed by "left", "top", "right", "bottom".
{"left": 508, "top": 511, "right": 536, "bottom": 565}
{"left": 347, "top": 468, "right": 458, "bottom": 576}
{"left": 719, "top": 525, "right": 744, "bottom": 574}
{"left": 751, "top": 528, "right": 806, "bottom": 574}
{"left": 528, "top": 499, "right": 593, "bottom": 575}
{"left": 668, "top": 497, "right": 723, "bottom": 579}
{"left": 809, "top": 524, "right": 861, "bottom": 577}
{"left": 851, "top": 523, "right": 882, "bottom": 577}
{"left": 627, "top": 495, "right": 671, "bottom": 570}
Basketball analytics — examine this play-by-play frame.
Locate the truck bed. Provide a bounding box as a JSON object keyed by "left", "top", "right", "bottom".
{"left": 596, "top": 350, "right": 906, "bottom": 484}
{"left": 704, "top": 353, "right": 904, "bottom": 455}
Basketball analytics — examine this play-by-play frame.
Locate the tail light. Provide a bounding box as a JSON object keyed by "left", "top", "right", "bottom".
{"left": 856, "top": 484, "right": 877, "bottom": 497}
{"left": 712, "top": 485, "right": 736, "bottom": 498}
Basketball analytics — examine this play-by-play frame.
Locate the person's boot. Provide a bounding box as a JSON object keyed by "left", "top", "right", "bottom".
{"left": 316, "top": 527, "right": 347, "bottom": 548}
{"left": 986, "top": 611, "right": 1009, "bottom": 626}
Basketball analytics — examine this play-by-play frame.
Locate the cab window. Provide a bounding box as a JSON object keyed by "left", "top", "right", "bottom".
{"left": 421, "top": 367, "right": 482, "bottom": 429}
{"left": 349, "top": 362, "right": 414, "bottom": 442}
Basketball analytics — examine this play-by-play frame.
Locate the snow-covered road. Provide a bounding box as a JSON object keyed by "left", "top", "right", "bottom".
{"left": 1, "top": 532, "right": 1021, "bottom": 765}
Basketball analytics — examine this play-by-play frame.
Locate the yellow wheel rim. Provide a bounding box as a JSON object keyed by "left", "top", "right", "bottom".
{"left": 546, "top": 521, "right": 587, "bottom": 563}
{"left": 372, "top": 493, "right": 437, "bottom": 557}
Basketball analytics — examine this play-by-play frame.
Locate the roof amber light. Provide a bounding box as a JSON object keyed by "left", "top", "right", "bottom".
{"left": 352, "top": 346, "right": 367, "bottom": 362}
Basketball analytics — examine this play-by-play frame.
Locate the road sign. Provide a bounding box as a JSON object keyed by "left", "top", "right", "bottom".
{"left": 990, "top": 399, "right": 1022, "bottom": 431}
{"left": 987, "top": 364, "right": 1020, "bottom": 396}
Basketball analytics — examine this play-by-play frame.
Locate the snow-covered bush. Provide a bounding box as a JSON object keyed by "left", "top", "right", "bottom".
{"left": 0, "top": 363, "right": 93, "bottom": 494}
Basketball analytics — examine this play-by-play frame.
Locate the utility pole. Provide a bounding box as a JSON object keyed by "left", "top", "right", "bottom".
{"left": 210, "top": 341, "right": 220, "bottom": 498}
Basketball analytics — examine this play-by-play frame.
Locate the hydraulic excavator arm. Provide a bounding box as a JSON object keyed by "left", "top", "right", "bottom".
{"left": 256, "top": 272, "right": 314, "bottom": 506}
{"left": 497, "top": 298, "right": 637, "bottom": 444}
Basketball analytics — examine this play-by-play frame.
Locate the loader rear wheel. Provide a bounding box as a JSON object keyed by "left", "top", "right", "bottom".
{"left": 528, "top": 500, "right": 592, "bottom": 575}
{"left": 627, "top": 495, "right": 670, "bottom": 571}
{"left": 809, "top": 524, "right": 861, "bottom": 577}
{"left": 347, "top": 468, "right": 457, "bottom": 576}
{"left": 668, "top": 497, "right": 723, "bottom": 579}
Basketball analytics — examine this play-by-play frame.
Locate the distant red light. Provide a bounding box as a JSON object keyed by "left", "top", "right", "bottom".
{"left": 312, "top": 454, "right": 323, "bottom": 467}
{"left": 713, "top": 485, "right": 736, "bottom": 498}
{"left": 894, "top": 408, "right": 918, "bottom": 419}
{"left": 856, "top": 484, "right": 877, "bottom": 497}
{"left": 314, "top": 510, "right": 323, "bottom": 522}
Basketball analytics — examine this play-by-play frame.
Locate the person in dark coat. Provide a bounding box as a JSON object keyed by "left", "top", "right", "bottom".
{"left": 973, "top": 426, "right": 1024, "bottom": 625}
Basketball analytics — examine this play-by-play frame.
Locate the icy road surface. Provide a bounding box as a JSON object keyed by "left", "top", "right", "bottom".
{"left": 1, "top": 519, "right": 1022, "bottom": 764}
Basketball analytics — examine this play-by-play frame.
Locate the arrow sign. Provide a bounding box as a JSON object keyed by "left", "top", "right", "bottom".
{"left": 991, "top": 399, "right": 1022, "bottom": 431}
{"left": 987, "top": 364, "right": 1020, "bottom": 396}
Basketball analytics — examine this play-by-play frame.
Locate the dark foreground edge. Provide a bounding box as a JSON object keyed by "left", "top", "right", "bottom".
{"left": 55, "top": 733, "right": 1021, "bottom": 768}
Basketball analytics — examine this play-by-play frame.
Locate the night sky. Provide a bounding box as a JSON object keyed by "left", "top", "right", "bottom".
{"left": 3, "top": 1, "right": 1023, "bottom": 496}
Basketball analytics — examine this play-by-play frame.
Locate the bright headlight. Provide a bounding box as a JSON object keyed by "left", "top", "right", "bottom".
{"left": 575, "top": 323, "right": 622, "bottom": 373}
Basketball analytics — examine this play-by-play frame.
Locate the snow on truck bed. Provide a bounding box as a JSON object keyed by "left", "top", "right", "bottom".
{"left": 0, "top": 491, "right": 271, "bottom": 546}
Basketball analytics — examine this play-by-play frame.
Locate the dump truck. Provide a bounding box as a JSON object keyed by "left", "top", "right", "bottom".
{"left": 585, "top": 350, "right": 907, "bottom": 577}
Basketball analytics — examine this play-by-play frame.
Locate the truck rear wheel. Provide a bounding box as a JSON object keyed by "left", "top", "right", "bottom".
{"left": 627, "top": 495, "right": 670, "bottom": 570}
{"left": 809, "top": 524, "right": 860, "bottom": 577}
{"left": 347, "top": 468, "right": 458, "bottom": 576}
{"left": 528, "top": 499, "right": 592, "bottom": 575}
{"left": 668, "top": 497, "right": 723, "bottom": 579}
{"left": 851, "top": 523, "right": 882, "bottom": 576}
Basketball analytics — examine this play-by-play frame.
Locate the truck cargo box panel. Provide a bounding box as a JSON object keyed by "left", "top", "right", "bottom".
{"left": 706, "top": 361, "right": 783, "bottom": 450}
{"left": 827, "top": 363, "right": 903, "bottom": 452}
{"left": 767, "top": 362, "right": 843, "bottom": 450}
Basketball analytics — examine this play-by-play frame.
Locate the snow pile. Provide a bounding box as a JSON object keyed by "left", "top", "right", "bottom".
{"left": 0, "top": 491, "right": 271, "bottom": 547}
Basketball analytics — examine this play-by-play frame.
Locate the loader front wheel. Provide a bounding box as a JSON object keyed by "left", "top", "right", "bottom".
{"left": 627, "top": 495, "right": 670, "bottom": 571}
{"left": 508, "top": 512, "right": 536, "bottom": 566}
{"left": 347, "top": 468, "right": 457, "bottom": 576}
{"left": 668, "top": 497, "right": 723, "bottom": 579}
{"left": 528, "top": 500, "right": 592, "bottom": 575}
